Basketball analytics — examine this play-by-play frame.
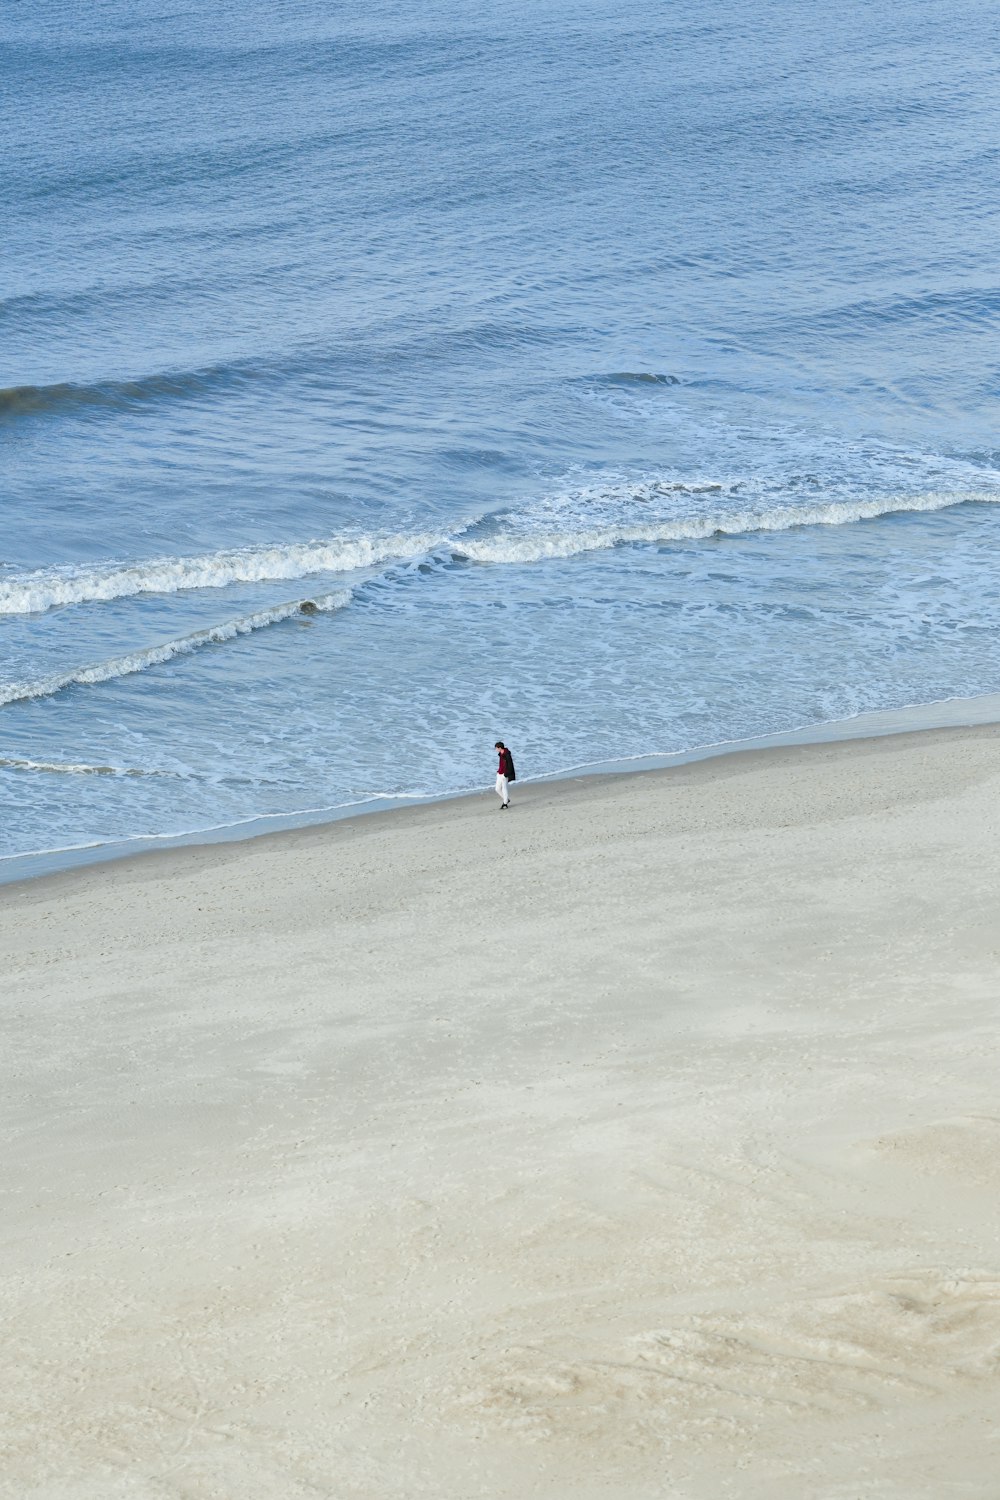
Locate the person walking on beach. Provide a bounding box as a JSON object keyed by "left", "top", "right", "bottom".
{"left": 495, "top": 740, "right": 515, "bottom": 809}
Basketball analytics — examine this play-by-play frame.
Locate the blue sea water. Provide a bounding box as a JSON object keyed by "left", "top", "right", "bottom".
{"left": 4, "top": 0, "right": 1000, "bottom": 862}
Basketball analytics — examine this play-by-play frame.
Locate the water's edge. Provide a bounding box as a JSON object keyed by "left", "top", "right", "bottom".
{"left": 3, "top": 687, "right": 999, "bottom": 891}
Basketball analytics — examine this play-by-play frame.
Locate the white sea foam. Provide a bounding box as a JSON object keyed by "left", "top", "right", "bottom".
{"left": 3, "top": 484, "right": 997, "bottom": 623}
{"left": 455, "top": 488, "right": 1000, "bottom": 563}
{"left": 0, "top": 534, "right": 437, "bottom": 615}
{"left": 0, "top": 591, "right": 350, "bottom": 707}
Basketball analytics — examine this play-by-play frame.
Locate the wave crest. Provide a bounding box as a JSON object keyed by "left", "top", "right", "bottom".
{"left": 0, "top": 591, "right": 350, "bottom": 708}
{"left": 4, "top": 480, "right": 999, "bottom": 622}
{"left": 0, "top": 534, "right": 435, "bottom": 616}
{"left": 600, "top": 371, "right": 681, "bottom": 386}
{"left": 0, "top": 757, "right": 168, "bottom": 777}
{"left": 0, "top": 369, "right": 235, "bottom": 418}
{"left": 454, "top": 488, "right": 1000, "bottom": 564}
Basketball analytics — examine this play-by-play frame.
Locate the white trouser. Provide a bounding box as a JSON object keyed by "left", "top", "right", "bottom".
{"left": 495, "top": 773, "right": 510, "bottom": 805}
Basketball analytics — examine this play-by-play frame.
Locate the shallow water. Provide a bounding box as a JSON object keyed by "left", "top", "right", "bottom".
{"left": 4, "top": 0, "right": 1000, "bottom": 860}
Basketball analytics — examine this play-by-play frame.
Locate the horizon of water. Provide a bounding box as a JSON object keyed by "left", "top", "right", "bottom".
{"left": 4, "top": 0, "right": 1000, "bottom": 866}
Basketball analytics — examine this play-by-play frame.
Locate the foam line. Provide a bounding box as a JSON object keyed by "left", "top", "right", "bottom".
{"left": 0, "top": 535, "right": 435, "bottom": 615}
{"left": 454, "top": 489, "right": 1000, "bottom": 563}
{"left": 0, "top": 591, "right": 350, "bottom": 708}
{"left": 3, "top": 485, "right": 997, "bottom": 620}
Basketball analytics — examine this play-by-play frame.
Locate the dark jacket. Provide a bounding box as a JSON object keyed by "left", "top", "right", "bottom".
{"left": 497, "top": 748, "right": 516, "bottom": 781}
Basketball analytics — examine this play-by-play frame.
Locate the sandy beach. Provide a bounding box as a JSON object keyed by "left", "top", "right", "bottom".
{"left": 3, "top": 724, "right": 1000, "bottom": 1499}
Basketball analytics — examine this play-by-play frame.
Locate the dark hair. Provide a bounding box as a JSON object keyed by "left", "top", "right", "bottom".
{"left": 495, "top": 740, "right": 505, "bottom": 748}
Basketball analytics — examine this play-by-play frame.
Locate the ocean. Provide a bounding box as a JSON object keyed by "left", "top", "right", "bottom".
{"left": 4, "top": 0, "right": 1000, "bottom": 867}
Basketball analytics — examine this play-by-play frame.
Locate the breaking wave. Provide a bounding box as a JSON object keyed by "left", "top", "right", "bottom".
{"left": 0, "top": 534, "right": 435, "bottom": 615}
{"left": 453, "top": 487, "right": 1000, "bottom": 564}
{"left": 0, "top": 591, "right": 350, "bottom": 708}
{"left": 3, "top": 482, "right": 999, "bottom": 621}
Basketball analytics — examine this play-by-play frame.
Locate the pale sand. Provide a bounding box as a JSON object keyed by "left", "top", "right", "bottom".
{"left": 3, "top": 726, "right": 1000, "bottom": 1498}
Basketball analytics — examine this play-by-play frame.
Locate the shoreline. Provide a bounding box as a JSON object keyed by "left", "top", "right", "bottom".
{"left": 5, "top": 684, "right": 1000, "bottom": 890}
{"left": 4, "top": 696, "right": 1000, "bottom": 1496}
